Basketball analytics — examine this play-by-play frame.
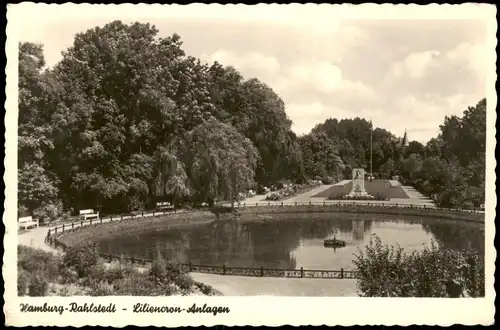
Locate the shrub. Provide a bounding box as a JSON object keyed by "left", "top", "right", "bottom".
{"left": 321, "top": 176, "right": 334, "bottom": 184}
{"left": 113, "top": 270, "right": 179, "bottom": 296}
{"left": 195, "top": 281, "right": 216, "bottom": 296}
{"left": 149, "top": 256, "right": 194, "bottom": 292}
{"left": 57, "top": 266, "right": 79, "bottom": 285}
{"left": 90, "top": 280, "right": 115, "bottom": 296}
{"left": 175, "top": 273, "right": 195, "bottom": 292}
{"left": 265, "top": 193, "right": 281, "bottom": 201}
{"left": 104, "top": 265, "right": 130, "bottom": 284}
{"left": 33, "top": 200, "right": 64, "bottom": 224}
{"left": 62, "top": 242, "right": 100, "bottom": 278}
{"left": 85, "top": 262, "right": 108, "bottom": 286}
{"left": 150, "top": 258, "right": 169, "bottom": 282}
{"left": 353, "top": 234, "right": 484, "bottom": 297}
{"left": 18, "top": 246, "right": 60, "bottom": 282}
{"left": 28, "top": 274, "right": 49, "bottom": 296}
{"left": 18, "top": 267, "right": 29, "bottom": 296}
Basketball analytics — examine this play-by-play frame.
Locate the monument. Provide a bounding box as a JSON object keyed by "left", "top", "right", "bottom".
{"left": 345, "top": 168, "right": 373, "bottom": 198}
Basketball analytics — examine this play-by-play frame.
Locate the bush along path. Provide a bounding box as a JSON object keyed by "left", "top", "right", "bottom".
{"left": 17, "top": 244, "right": 219, "bottom": 297}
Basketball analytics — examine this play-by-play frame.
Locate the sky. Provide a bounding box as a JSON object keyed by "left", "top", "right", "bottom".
{"left": 9, "top": 3, "right": 496, "bottom": 143}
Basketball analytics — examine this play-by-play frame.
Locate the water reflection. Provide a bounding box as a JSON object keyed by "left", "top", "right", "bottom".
{"left": 98, "top": 214, "right": 484, "bottom": 270}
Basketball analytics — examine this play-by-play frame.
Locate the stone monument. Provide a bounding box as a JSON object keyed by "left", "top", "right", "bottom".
{"left": 345, "top": 168, "right": 373, "bottom": 198}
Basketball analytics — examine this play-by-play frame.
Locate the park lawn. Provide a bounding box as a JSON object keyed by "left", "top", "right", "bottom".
{"left": 313, "top": 180, "right": 409, "bottom": 199}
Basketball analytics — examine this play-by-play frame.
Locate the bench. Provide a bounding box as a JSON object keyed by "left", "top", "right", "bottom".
{"left": 18, "top": 216, "right": 39, "bottom": 230}
{"left": 156, "top": 202, "right": 174, "bottom": 210}
{"left": 79, "top": 209, "right": 100, "bottom": 221}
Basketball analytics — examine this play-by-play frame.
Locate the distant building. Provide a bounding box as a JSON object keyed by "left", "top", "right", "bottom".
{"left": 401, "top": 130, "right": 409, "bottom": 147}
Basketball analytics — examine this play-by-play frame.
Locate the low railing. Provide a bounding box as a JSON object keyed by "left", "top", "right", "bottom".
{"left": 231, "top": 200, "right": 485, "bottom": 214}
{"left": 90, "top": 250, "right": 359, "bottom": 279}
{"left": 46, "top": 236, "right": 358, "bottom": 279}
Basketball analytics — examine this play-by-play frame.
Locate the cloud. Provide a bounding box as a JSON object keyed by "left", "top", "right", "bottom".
{"left": 200, "top": 49, "right": 281, "bottom": 74}
{"left": 391, "top": 50, "right": 440, "bottom": 78}
{"left": 288, "top": 61, "right": 343, "bottom": 94}
{"left": 446, "top": 42, "right": 489, "bottom": 81}
{"left": 287, "top": 102, "right": 352, "bottom": 136}
{"left": 12, "top": 5, "right": 493, "bottom": 144}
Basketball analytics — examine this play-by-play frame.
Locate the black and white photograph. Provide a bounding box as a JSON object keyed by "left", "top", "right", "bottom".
{"left": 4, "top": 2, "right": 496, "bottom": 327}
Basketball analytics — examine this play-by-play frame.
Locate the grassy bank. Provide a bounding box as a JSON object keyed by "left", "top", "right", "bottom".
{"left": 236, "top": 204, "right": 484, "bottom": 223}
{"left": 17, "top": 244, "right": 218, "bottom": 297}
{"left": 57, "top": 211, "right": 216, "bottom": 247}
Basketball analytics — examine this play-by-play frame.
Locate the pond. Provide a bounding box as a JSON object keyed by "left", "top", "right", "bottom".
{"left": 97, "top": 213, "right": 484, "bottom": 270}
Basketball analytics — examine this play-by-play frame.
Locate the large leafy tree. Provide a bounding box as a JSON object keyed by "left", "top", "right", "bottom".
{"left": 299, "top": 131, "right": 344, "bottom": 180}
{"left": 18, "top": 42, "right": 62, "bottom": 221}
{"left": 179, "top": 118, "right": 260, "bottom": 206}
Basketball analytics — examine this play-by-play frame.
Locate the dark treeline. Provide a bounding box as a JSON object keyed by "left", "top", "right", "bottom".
{"left": 18, "top": 21, "right": 486, "bottom": 221}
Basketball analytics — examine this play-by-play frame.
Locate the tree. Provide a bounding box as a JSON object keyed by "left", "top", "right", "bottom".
{"left": 153, "top": 147, "right": 190, "bottom": 208}
{"left": 401, "top": 154, "right": 423, "bottom": 182}
{"left": 407, "top": 141, "right": 425, "bottom": 157}
{"left": 180, "top": 118, "right": 260, "bottom": 206}
{"left": 299, "top": 132, "right": 344, "bottom": 180}
{"left": 18, "top": 42, "right": 63, "bottom": 220}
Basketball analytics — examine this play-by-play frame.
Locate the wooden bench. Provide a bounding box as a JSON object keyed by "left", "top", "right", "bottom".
{"left": 79, "top": 209, "right": 100, "bottom": 221}
{"left": 18, "top": 216, "right": 39, "bottom": 230}
{"left": 156, "top": 202, "right": 174, "bottom": 210}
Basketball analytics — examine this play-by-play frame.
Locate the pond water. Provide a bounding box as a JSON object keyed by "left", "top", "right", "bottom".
{"left": 97, "top": 213, "right": 484, "bottom": 270}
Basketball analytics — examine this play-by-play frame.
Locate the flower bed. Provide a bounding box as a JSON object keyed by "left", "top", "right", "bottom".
{"left": 327, "top": 193, "right": 389, "bottom": 201}
{"left": 265, "top": 181, "right": 321, "bottom": 201}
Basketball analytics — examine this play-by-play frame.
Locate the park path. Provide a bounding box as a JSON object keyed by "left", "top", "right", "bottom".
{"left": 283, "top": 184, "right": 335, "bottom": 202}
{"left": 394, "top": 186, "right": 435, "bottom": 207}
{"left": 190, "top": 273, "right": 358, "bottom": 297}
{"left": 18, "top": 226, "right": 60, "bottom": 254}
{"left": 241, "top": 183, "right": 338, "bottom": 204}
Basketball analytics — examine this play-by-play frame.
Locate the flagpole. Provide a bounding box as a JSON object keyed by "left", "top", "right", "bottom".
{"left": 370, "top": 120, "right": 373, "bottom": 180}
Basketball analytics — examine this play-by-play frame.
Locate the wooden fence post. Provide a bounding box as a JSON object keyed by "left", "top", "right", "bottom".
{"left": 54, "top": 227, "right": 58, "bottom": 235}
{"left": 300, "top": 267, "right": 304, "bottom": 278}
{"left": 260, "top": 267, "right": 264, "bottom": 277}
{"left": 222, "top": 264, "right": 226, "bottom": 275}
{"left": 340, "top": 268, "right": 344, "bottom": 279}
{"left": 72, "top": 222, "right": 74, "bottom": 229}
{"left": 100, "top": 217, "right": 103, "bottom": 224}
{"left": 62, "top": 224, "right": 65, "bottom": 232}
{"left": 188, "top": 262, "right": 192, "bottom": 272}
